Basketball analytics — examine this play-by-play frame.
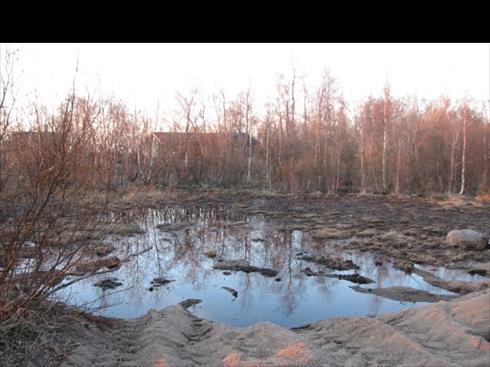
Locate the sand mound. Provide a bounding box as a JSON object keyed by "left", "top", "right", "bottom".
{"left": 62, "top": 290, "right": 490, "bottom": 367}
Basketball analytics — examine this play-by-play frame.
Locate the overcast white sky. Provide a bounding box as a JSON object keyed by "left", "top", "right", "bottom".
{"left": 3, "top": 43, "right": 490, "bottom": 120}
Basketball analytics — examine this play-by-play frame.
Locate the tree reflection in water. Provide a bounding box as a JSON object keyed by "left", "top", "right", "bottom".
{"left": 57, "top": 206, "right": 467, "bottom": 327}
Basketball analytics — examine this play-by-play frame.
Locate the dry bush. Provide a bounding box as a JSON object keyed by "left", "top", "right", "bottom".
{"left": 0, "top": 92, "right": 111, "bottom": 332}
{"left": 475, "top": 189, "right": 490, "bottom": 203}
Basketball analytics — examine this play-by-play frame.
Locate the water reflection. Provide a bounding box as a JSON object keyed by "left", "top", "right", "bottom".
{"left": 56, "top": 207, "right": 484, "bottom": 328}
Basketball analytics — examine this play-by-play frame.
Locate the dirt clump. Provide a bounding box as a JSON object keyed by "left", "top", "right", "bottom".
{"left": 380, "top": 230, "right": 415, "bottom": 247}
{"left": 93, "top": 278, "right": 122, "bottom": 290}
{"left": 392, "top": 259, "right": 415, "bottom": 273}
{"left": 302, "top": 267, "right": 323, "bottom": 276}
{"left": 327, "top": 273, "right": 374, "bottom": 284}
{"left": 156, "top": 222, "right": 191, "bottom": 232}
{"left": 298, "top": 254, "right": 359, "bottom": 271}
{"left": 213, "top": 259, "right": 278, "bottom": 277}
{"left": 94, "top": 243, "right": 115, "bottom": 257}
{"left": 357, "top": 228, "right": 377, "bottom": 237}
{"left": 301, "top": 268, "right": 374, "bottom": 284}
{"left": 96, "top": 222, "right": 146, "bottom": 236}
{"left": 204, "top": 250, "right": 217, "bottom": 258}
{"left": 74, "top": 256, "right": 121, "bottom": 274}
{"left": 468, "top": 268, "right": 487, "bottom": 276}
{"left": 150, "top": 277, "right": 174, "bottom": 288}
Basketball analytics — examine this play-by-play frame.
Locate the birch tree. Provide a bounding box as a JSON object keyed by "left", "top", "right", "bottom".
{"left": 459, "top": 102, "right": 468, "bottom": 195}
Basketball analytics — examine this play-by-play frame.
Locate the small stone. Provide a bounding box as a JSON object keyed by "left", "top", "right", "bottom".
{"left": 222, "top": 286, "right": 238, "bottom": 297}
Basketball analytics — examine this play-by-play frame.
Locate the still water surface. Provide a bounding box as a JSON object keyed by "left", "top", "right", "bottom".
{"left": 56, "top": 207, "right": 481, "bottom": 327}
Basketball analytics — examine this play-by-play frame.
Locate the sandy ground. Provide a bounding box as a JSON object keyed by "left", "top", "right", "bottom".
{"left": 59, "top": 289, "right": 490, "bottom": 367}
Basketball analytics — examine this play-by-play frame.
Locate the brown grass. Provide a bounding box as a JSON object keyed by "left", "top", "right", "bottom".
{"left": 311, "top": 228, "right": 353, "bottom": 240}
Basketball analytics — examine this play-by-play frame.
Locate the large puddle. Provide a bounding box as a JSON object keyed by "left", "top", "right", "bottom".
{"left": 55, "top": 207, "right": 483, "bottom": 328}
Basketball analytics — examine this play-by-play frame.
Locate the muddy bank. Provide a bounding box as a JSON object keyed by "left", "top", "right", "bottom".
{"left": 350, "top": 285, "right": 457, "bottom": 303}
{"left": 75, "top": 191, "right": 490, "bottom": 271}
{"left": 412, "top": 268, "right": 490, "bottom": 294}
{"left": 57, "top": 289, "right": 490, "bottom": 367}
{"left": 52, "top": 195, "right": 489, "bottom": 327}
{"left": 125, "top": 191, "right": 489, "bottom": 269}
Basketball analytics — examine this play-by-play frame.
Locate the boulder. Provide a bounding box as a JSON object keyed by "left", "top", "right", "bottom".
{"left": 446, "top": 230, "right": 489, "bottom": 250}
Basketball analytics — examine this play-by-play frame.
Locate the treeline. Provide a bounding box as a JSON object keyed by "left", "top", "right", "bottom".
{"left": 1, "top": 72, "right": 489, "bottom": 196}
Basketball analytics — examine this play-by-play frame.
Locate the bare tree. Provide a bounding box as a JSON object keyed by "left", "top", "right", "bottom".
{"left": 0, "top": 48, "right": 17, "bottom": 192}
{"left": 382, "top": 83, "right": 390, "bottom": 192}
{"left": 459, "top": 102, "right": 468, "bottom": 195}
{"left": 245, "top": 85, "right": 253, "bottom": 184}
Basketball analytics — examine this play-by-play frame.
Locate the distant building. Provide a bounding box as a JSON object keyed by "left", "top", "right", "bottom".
{"left": 148, "top": 131, "right": 258, "bottom": 160}
{"left": 3, "top": 131, "right": 58, "bottom": 150}
{"left": 151, "top": 131, "right": 259, "bottom": 148}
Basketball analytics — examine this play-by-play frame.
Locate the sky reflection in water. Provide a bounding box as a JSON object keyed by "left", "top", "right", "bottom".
{"left": 56, "top": 207, "right": 482, "bottom": 328}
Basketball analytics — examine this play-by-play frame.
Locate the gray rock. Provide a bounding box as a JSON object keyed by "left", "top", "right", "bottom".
{"left": 446, "top": 230, "right": 489, "bottom": 250}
